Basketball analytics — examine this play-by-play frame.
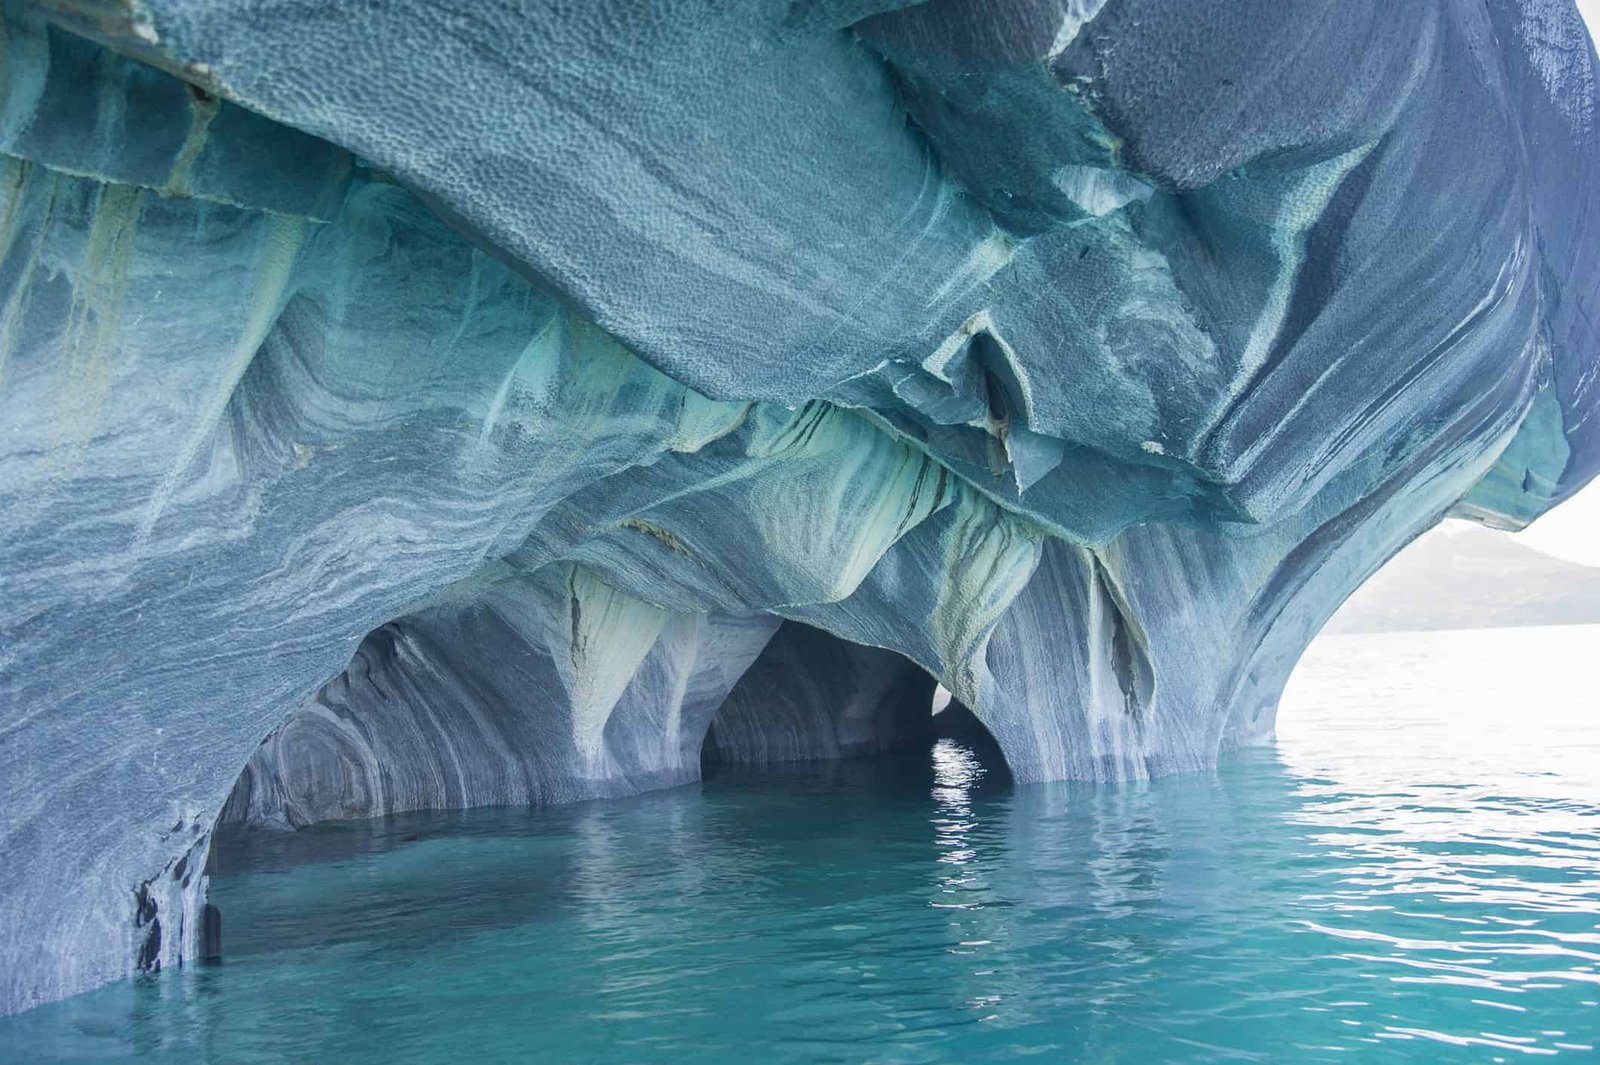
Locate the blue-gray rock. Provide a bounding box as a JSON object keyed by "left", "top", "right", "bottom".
{"left": 0, "top": 0, "right": 1596, "bottom": 1015}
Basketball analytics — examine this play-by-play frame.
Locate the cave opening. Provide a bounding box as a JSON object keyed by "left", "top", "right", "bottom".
{"left": 930, "top": 694, "right": 1012, "bottom": 788}
{"left": 203, "top": 608, "right": 1014, "bottom": 967}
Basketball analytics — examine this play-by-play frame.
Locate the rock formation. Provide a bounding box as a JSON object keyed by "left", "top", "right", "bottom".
{"left": 1, "top": 0, "right": 1597, "bottom": 1015}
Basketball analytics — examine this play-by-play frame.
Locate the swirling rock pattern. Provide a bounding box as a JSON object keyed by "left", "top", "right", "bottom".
{"left": 0, "top": 0, "right": 1596, "bottom": 1015}
{"left": 220, "top": 569, "right": 784, "bottom": 827}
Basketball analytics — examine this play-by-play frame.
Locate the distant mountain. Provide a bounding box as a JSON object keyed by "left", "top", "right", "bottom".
{"left": 1325, "top": 521, "right": 1600, "bottom": 634}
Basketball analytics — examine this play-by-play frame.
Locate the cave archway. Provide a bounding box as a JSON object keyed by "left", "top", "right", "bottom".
{"left": 701, "top": 620, "right": 937, "bottom": 770}
{"left": 218, "top": 581, "right": 998, "bottom": 835}
{"left": 931, "top": 694, "right": 1013, "bottom": 788}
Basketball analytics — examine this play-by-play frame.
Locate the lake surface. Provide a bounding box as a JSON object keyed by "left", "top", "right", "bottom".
{"left": 4, "top": 625, "right": 1598, "bottom": 1063}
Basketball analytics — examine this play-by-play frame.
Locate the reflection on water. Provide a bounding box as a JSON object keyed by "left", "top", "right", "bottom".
{"left": 3, "top": 626, "right": 1599, "bottom": 1063}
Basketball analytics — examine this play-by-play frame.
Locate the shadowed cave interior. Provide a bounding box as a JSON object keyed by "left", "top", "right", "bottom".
{"left": 199, "top": 603, "right": 1013, "bottom": 962}
{"left": 218, "top": 602, "right": 1006, "bottom": 834}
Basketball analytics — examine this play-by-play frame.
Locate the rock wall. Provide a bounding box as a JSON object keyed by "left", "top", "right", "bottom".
{"left": 1, "top": 0, "right": 1597, "bottom": 1015}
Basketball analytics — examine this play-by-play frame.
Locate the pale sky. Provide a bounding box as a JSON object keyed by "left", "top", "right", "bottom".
{"left": 1510, "top": 478, "right": 1600, "bottom": 565}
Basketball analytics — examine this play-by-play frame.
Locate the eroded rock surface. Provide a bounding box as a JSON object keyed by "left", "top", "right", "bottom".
{"left": 1, "top": 0, "right": 1597, "bottom": 1015}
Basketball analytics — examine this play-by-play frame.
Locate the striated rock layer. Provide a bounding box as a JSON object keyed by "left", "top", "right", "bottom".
{"left": 1, "top": 0, "right": 1597, "bottom": 1015}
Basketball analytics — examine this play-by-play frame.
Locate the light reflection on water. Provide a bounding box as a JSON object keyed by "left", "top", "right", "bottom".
{"left": 1, "top": 625, "right": 1598, "bottom": 1062}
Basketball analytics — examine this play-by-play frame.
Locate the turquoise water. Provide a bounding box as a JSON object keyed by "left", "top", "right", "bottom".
{"left": 4, "top": 625, "right": 1600, "bottom": 1063}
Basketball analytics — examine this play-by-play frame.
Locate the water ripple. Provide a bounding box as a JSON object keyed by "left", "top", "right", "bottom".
{"left": 2, "top": 627, "right": 1598, "bottom": 1062}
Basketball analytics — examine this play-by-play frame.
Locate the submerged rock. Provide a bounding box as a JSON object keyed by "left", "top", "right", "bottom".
{"left": 1, "top": 0, "right": 1597, "bottom": 1015}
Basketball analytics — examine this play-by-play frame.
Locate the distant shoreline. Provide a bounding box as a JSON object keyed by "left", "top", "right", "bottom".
{"left": 1322, "top": 521, "right": 1600, "bottom": 636}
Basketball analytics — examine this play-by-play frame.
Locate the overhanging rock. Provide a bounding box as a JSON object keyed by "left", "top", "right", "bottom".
{"left": 1, "top": 0, "right": 1597, "bottom": 1015}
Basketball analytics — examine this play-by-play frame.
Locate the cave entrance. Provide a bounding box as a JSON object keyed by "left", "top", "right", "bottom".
{"left": 699, "top": 624, "right": 1012, "bottom": 795}
{"left": 203, "top": 616, "right": 1014, "bottom": 973}
{"left": 931, "top": 688, "right": 1013, "bottom": 791}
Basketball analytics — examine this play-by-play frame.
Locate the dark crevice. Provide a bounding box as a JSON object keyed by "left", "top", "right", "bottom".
{"left": 701, "top": 620, "right": 934, "bottom": 770}
{"left": 1091, "top": 559, "right": 1156, "bottom": 720}
{"left": 132, "top": 883, "right": 161, "bottom": 973}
